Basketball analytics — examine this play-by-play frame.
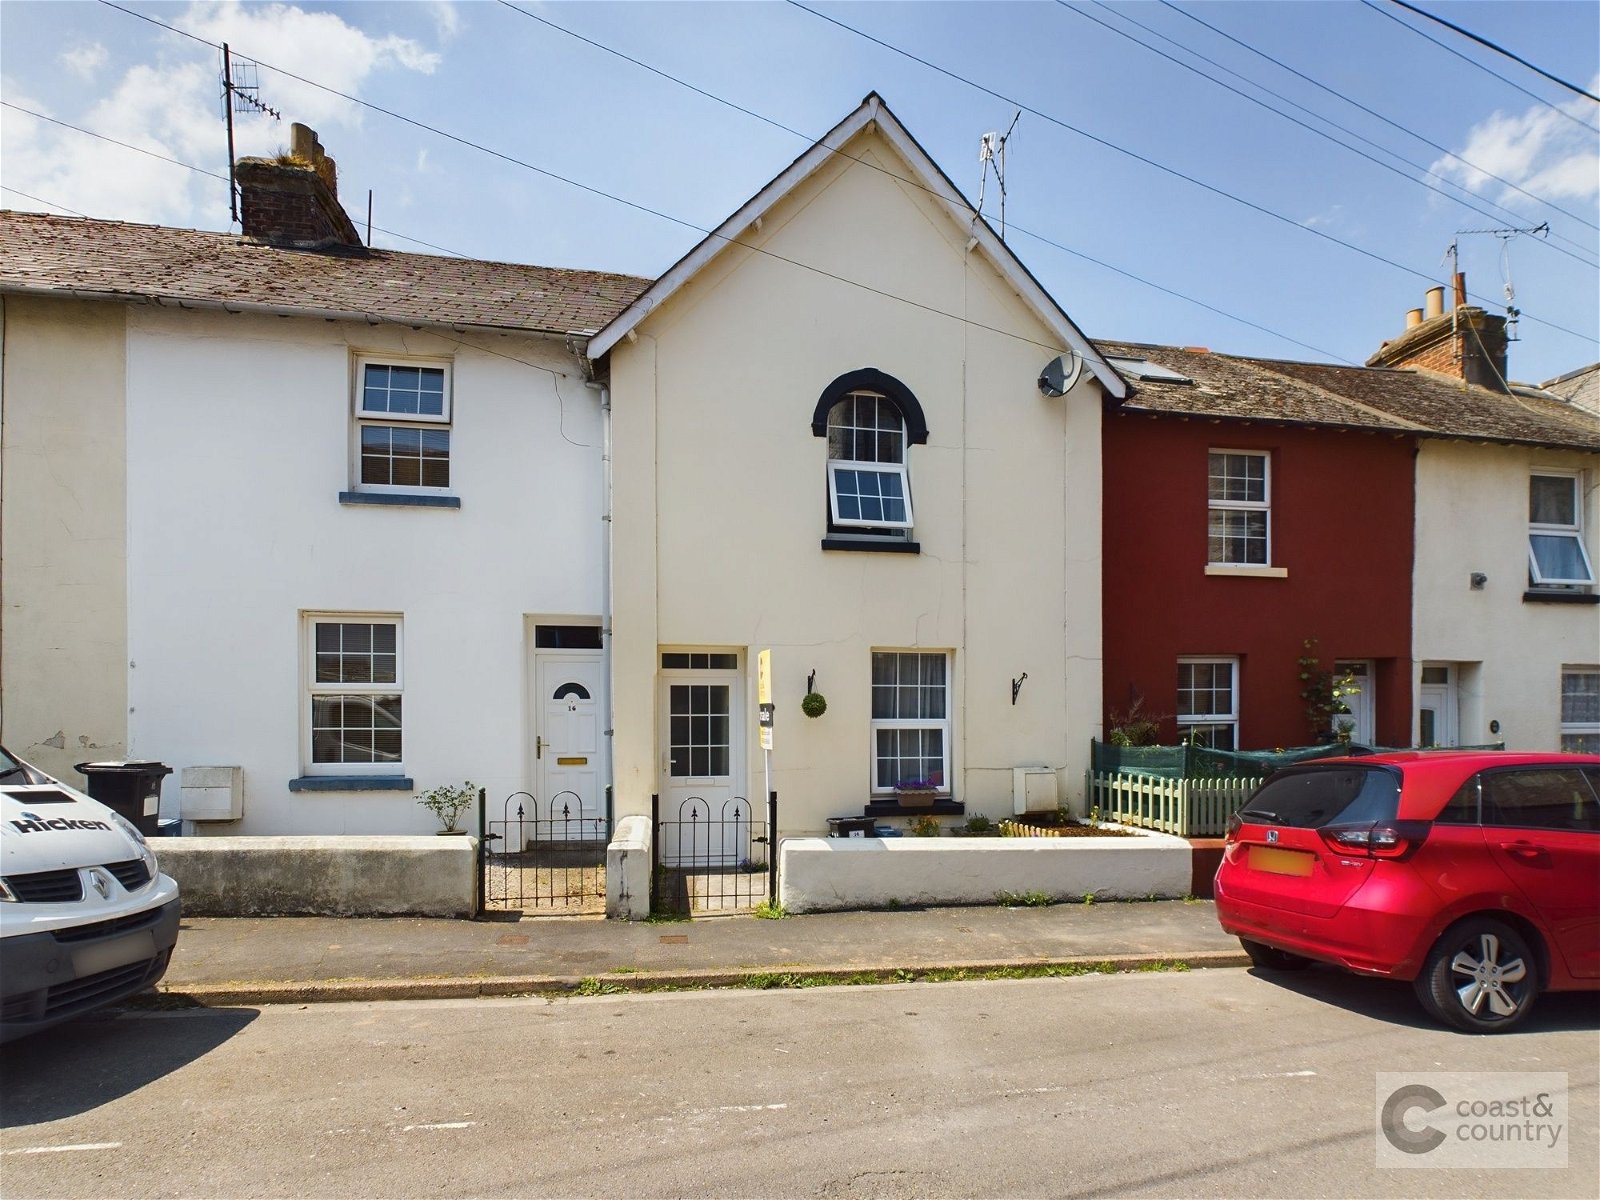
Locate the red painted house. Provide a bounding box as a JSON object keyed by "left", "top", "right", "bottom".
{"left": 1098, "top": 342, "right": 1416, "bottom": 751}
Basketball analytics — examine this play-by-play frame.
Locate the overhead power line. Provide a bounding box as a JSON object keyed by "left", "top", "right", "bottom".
{"left": 1388, "top": 0, "right": 1600, "bottom": 104}
{"left": 1, "top": 186, "right": 88, "bottom": 218}
{"left": 784, "top": 0, "right": 1593, "bottom": 345}
{"left": 1153, "top": 0, "right": 1599, "bottom": 242}
{"left": 495, "top": 1, "right": 1353, "bottom": 362}
{"left": 1362, "top": 1, "right": 1599, "bottom": 134}
{"left": 89, "top": 0, "right": 1093, "bottom": 357}
{"left": 1059, "top": 0, "right": 1598, "bottom": 267}
{"left": 90, "top": 0, "right": 1592, "bottom": 350}
{"left": 0, "top": 101, "right": 472, "bottom": 259}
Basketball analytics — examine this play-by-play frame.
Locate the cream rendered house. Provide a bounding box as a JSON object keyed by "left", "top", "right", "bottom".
{"left": 0, "top": 132, "right": 647, "bottom": 833}
{"left": 1367, "top": 288, "right": 1600, "bottom": 752}
{"left": 590, "top": 95, "right": 1127, "bottom": 840}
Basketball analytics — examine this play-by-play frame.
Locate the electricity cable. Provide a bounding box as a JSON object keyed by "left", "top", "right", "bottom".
{"left": 1, "top": 185, "right": 87, "bottom": 218}
{"left": 784, "top": 0, "right": 1592, "bottom": 344}
{"left": 1388, "top": 0, "right": 1600, "bottom": 105}
{"left": 1146, "top": 1, "right": 1599, "bottom": 243}
{"left": 1060, "top": 0, "right": 1598, "bottom": 266}
{"left": 495, "top": 1, "right": 1353, "bottom": 362}
{"left": 87, "top": 0, "right": 1312, "bottom": 358}
{"left": 1363, "top": 1, "right": 1599, "bottom": 134}
{"left": 2, "top": 101, "right": 473, "bottom": 259}
{"left": 92, "top": 0, "right": 1592, "bottom": 348}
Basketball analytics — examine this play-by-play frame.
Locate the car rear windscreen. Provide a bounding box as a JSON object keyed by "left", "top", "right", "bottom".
{"left": 1237, "top": 767, "right": 1401, "bottom": 829}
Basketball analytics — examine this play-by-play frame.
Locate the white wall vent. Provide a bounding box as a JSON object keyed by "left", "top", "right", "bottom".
{"left": 181, "top": 765, "right": 243, "bottom": 821}
{"left": 1012, "top": 766, "right": 1059, "bottom": 815}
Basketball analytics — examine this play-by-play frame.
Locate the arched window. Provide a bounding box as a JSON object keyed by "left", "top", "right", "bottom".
{"left": 812, "top": 369, "right": 926, "bottom": 540}
{"left": 826, "top": 390, "right": 913, "bottom": 530}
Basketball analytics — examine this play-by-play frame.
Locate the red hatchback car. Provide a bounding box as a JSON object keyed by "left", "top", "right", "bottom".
{"left": 1214, "top": 751, "right": 1600, "bottom": 1032}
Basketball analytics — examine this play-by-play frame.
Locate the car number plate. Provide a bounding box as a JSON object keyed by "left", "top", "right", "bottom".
{"left": 73, "top": 929, "right": 157, "bottom": 977}
{"left": 1251, "top": 845, "right": 1314, "bottom": 877}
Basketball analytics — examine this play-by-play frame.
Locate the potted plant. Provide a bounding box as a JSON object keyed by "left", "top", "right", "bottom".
{"left": 894, "top": 777, "right": 939, "bottom": 809}
{"left": 417, "top": 780, "right": 475, "bottom": 834}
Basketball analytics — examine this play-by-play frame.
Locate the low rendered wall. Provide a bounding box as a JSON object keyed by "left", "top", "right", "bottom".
{"left": 607, "top": 815, "right": 652, "bottom": 920}
{"left": 154, "top": 836, "right": 477, "bottom": 917}
{"left": 779, "top": 831, "right": 1191, "bottom": 914}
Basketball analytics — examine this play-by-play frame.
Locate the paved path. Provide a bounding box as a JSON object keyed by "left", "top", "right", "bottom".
{"left": 159, "top": 900, "right": 1244, "bottom": 1004}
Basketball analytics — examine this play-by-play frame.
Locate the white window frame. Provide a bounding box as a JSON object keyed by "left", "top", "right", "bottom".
{"left": 1560, "top": 666, "right": 1600, "bottom": 753}
{"left": 1177, "top": 656, "right": 1239, "bottom": 749}
{"left": 1528, "top": 470, "right": 1594, "bottom": 587}
{"left": 1207, "top": 450, "right": 1271, "bottom": 567}
{"left": 870, "top": 650, "right": 951, "bottom": 795}
{"left": 304, "top": 613, "right": 405, "bottom": 776}
{"left": 354, "top": 355, "right": 454, "bottom": 495}
{"left": 826, "top": 391, "right": 914, "bottom": 533}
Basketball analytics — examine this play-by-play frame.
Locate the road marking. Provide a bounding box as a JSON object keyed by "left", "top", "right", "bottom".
{"left": 402, "top": 1122, "right": 477, "bottom": 1132}
{"left": 1, "top": 1142, "right": 123, "bottom": 1156}
{"left": 716, "top": 1104, "right": 787, "bottom": 1113}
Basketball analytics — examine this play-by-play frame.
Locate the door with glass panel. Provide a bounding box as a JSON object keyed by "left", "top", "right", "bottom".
{"left": 1419, "top": 664, "right": 1459, "bottom": 747}
{"left": 659, "top": 652, "right": 745, "bottom": 867}
{"left": 1333, "top": 660, "right": 1375, "bottom": 746}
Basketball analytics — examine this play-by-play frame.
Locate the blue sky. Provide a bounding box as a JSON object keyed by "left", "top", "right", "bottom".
{"left": 3, "top": 1, "right": 1596, "bottom": 382}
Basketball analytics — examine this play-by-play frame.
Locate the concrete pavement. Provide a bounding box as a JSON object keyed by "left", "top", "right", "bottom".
{"left": 154, "top": 899, "right": 1247, "bottom": 1006}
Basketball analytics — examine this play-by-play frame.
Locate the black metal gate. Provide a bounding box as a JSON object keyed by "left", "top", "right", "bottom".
{"left": 480, "top": 789, "right": 609, "bottom": 914}
{"left": 651, "top": 792, "right": 776, "bottom": 915}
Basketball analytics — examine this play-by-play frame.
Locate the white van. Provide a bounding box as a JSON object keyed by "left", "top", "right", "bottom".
{"left": 1, "top": 745, "right": 181, "bottom": 1042}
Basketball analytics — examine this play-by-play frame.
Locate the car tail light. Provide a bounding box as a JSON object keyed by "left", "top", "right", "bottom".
{"left": 1225, "top": 812, "right": 1242, "bottom": 843}
{"left": 1319, "top": 820, "right": 1431, "bottom": 861}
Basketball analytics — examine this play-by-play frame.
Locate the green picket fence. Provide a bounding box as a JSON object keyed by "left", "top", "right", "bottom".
{"left": 1085, "top": 770, "right": 1256, "bottom": 837}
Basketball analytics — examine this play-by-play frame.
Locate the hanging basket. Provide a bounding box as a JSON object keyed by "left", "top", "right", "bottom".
{"left": 801, "top": 691, "right": 827, "bottom": 719}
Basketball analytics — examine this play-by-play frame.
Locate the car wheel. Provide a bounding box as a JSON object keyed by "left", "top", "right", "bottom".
{"left": 1239, "top": 938, "right": 1312, "bottom": 971}
{"left": 1414, "top": 918, "right": 1539, "bottom": 1033}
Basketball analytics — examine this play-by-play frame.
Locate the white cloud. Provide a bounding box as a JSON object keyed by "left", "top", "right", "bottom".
{"left": 1431, "top": 80, "right": 1600, "bottom": 207}
{"left": 60, "top": 43, "right": 109, "bottom": 80}
{"left": 429, "top": 2, "right": 462, "bottom": 42}
{"left": 0, "top": 2, "right": 442, "bottom": 229}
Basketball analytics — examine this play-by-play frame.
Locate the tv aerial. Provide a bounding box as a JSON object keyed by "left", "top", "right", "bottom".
{"left": 220, "top": 42, "right": 281, "bottom": 225}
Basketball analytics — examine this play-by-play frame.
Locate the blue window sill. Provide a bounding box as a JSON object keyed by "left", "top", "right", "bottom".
{"left": 289, "top": 775, "right": 414, "bottom": 792}
{"left": 338, "top": 492, "right": 460, "bottom": 509}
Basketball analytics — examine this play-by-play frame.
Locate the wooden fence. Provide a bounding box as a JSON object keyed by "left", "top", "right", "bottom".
{"left": 1084, "top": 771, "right": 1256, "bottom": 837}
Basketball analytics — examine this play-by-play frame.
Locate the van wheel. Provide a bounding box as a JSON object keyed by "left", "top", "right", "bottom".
{"left": 1240, "top": 938, "right": 1311, "bottom": 971}
{"left": 1414, "top": 918, "right": 1539, "bottom": 1033}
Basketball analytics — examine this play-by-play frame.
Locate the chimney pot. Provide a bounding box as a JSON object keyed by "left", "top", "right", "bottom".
{"left": 1406, "top": 308, "right": 1423, "bottom": 328}
{"left": 1424, "top": 286, "right": 1445, "bottom": 320}
{"left": 1453, "top": 271, "right": 1468, "bottom": 310}
{"left": 290, "top": 122, "right": 316, "bottom": 161}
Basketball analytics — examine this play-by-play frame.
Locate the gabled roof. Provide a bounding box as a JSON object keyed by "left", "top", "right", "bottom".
{"left": 0, "top": 209, "right": 650, "bottom": 338}
{"left": 1097, "top": 340, "right": 1600, "bottom": 452}
{"left": 586, "top": 94, "right": 1127, "bottom": 400}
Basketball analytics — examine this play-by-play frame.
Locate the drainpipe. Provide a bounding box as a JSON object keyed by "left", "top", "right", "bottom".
{"left": 588, "top": 379, "right": 615, "bottom": 828}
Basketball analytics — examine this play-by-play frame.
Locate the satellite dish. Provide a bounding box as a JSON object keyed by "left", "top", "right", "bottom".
{"left": 1037, "top": 351, "right": 1082, "bottom": 398}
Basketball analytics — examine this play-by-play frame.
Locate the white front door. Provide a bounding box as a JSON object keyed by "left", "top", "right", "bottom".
{"left": 535, "top": 653, "right": 603, "bottom": 841}
{"left": 659, "top": 654, "right": 745, "bottom": 867}
{"left": 1418, "top": 663, "right": 1458, "bottom": 748}
{"left": 1333, "top": 660, "right": 1375, "bottom": 746}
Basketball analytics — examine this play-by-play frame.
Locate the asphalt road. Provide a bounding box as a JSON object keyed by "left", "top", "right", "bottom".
{"left": 2, "top": 967, "right": 1596, "bottom": 1199}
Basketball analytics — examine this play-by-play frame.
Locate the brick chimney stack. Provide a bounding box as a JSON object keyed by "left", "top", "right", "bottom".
{"left": 235, "top": 123, "right": 363, "bottom": 249}
{"left": 1366, "top": 273, "right": 1509, "bottom": 392}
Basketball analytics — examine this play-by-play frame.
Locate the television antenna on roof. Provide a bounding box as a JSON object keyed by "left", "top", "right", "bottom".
{"left": 1449, "top": 223, "right": 1548, "bottom": 342}
{"left": 220, "top": 43, "right": 281, "bottom": 226}
{"left": 976, "top": 110, "right": 1020, "bottom": 241}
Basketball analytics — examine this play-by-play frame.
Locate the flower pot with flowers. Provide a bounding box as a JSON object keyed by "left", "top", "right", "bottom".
{"left": 893, "top": 777, "right": 940, "bottom": 809}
